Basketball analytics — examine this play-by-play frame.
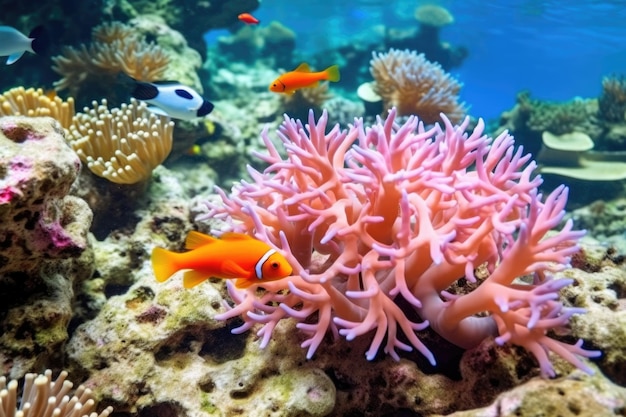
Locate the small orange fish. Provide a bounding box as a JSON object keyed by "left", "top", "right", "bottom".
{"left": 151, "top": 231, "right": 292, "bottom": 289}
{"left": 269, "top": 63, "right": 340, "bottom": 94}
{"left": 238, "top": 13, "right": 260, "bottom": 25}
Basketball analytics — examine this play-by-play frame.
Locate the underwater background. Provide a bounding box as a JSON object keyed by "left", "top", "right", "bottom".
{"left": 1, "top": 1, "right": 626, "bottom": 417}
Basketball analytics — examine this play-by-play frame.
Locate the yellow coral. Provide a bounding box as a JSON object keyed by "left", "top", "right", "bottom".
{"left": 52, "top": 22, "right": 169, "bottom": 94}
{"left": 67, "top": 98, "right": 174, "bottom": 184}
{"left": 0, "top": 369, "right": 113, "bottom": 417}
{"left": 0, "top": 87, "right": 75, "bottom": 129}
{"left": 370, "top": 48, "right": 466, "bottom": 123}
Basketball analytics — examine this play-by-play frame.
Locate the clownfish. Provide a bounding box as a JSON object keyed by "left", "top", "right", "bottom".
{"left": 151, "top": 231, "right": 293, "bottom": 289}
{"left": 0, "top": 25, "right": 47, "bottom": 65}
{"left": 238, "top": 13, "right": 260, "bottom": 25}
{"left": 131, "top": 80, "right": 214, "bottom": 120}
{"left": 269, "top": 63, "right": 340, "bottom": 94}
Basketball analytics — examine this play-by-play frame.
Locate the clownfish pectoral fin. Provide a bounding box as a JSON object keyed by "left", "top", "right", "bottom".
{"left": 151, "top": 247, "right": 180, "bottom": 283}
{"left": 234, "top": 278, "right": 255, "bottom": 289}
{"left": 183, "top": 270, "right": 209, "bottom": 288}
{"left": 6, "top": 51, "right": 25, "bottom": 65}
{"left": 221, "top": 259, "right": 250, "bottom": 277}
{"left": 293, "top": 63, "right": 312, "bottom": 73}
{"left": 185, "top": 231, "right": 218, "bottom": 250}
{"left": 324, "top": 65, "right": 341, "bottom": 83}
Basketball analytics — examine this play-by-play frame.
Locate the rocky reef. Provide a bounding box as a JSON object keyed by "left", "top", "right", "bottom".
{"left": 0, "top": 110, "right": 625, "bottom": 416}
{"left": 0, "top": 116, "right": 92, "bottom": 378}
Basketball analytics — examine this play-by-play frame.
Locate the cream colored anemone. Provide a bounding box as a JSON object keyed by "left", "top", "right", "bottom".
{"left": 0, "top": 370, "right": 113, "bottom": 417}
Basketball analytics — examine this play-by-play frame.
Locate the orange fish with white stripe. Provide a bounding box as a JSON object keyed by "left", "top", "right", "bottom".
{"left": 151, "top": 231, "right": 293, "bottom": 289}
{"left": 269, "top": 63, "right": 340, "bottom": 94}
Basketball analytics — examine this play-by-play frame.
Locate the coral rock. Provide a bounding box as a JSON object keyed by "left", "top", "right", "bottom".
{"left": 0, "top": 116, "right": 90, "bottom": 273}
{"left": 0, "top": 116, "right": 93, "bottom": 378}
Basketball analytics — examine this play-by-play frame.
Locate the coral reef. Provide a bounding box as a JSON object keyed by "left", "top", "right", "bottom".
{"left": 51, "top": 22, "right": 170, "bottom": 106}
{"left": 369, "top": 48, "right": 467, "bottom": 123}
{"left": 0, "top": 369, "right": 113, "bottom": 417}
{"left": 562, "top": 253, "right": 626, "bottom": 386}
{"left": 281, "top": 82, "right": 333, "bottom": 121}
{"left": 1, "top": 135, "right": 611, "bottom": 417}
{"left": 384, "top": 4, "right": 468, "bottom": 71}
{"left": 108, "top": 0, "right": 260, "bottom": 61}
{"left": 436, "top": 365, "right": 626, "bottom": 417}
{"left": 598, "top": 75, "right": 626, "bottom": 123}
{"left": 0, "top": 116, "right": 92, "bottom": 378}
{"left": 200, "top": 108, "right": 598, "bottom": 378}
{"left": 127, "top": 15, "right": 204, "bottom": 94}
{"left": 569, "top": 198, "right": 626, "bottom": 254}
{"left": 0, "top": 87, "right": 75, "bottom": 130}
{"left": 67, "top": 99, "right": 174, "bottom": 185}
{"left": 322, "top": 96, "right": 366, "bottom": 128}
{"left": 494, "top": 91, "right": 602, "bottom": 156}
{"left": 63, "top": 203, "right": 625, "bottom": 416}
{"left": 215, "top": 21, "right": 297, "bottom": 68}
{"left": 493, "top": 89, "right": 626, "bottom": 206}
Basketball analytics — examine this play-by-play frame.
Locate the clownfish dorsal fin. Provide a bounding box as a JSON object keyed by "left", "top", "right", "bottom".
{"left": 293, "top": 63, "right": 311, "bottom": 73}
{"left": 220, "top": 232, "right": 254, "bottom": 241}
{"left": 185, "top": 231, "right": 217, "bottom": 249}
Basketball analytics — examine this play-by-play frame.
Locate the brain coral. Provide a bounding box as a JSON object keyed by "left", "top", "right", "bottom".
{"left": 370, "top": 48, "right": 467, "bottom": 123}
{"left": 201, "top": 108, "right": 599, "bottom": 378}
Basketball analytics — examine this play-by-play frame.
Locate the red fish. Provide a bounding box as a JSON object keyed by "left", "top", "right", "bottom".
{"left": 269, "top": 63, "right": 341, "bottom": 94}
{"left": 238, "top": 13, "right": 260, "bottom": 25}
{"left": 151, "top": 231, "right": 292, "bottom": 289}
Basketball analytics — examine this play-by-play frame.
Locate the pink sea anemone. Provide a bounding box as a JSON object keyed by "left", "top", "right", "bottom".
{"left": 198, "top": 108, "right": 600, "bottom": 377}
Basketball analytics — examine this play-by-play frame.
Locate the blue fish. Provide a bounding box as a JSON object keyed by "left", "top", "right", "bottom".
{"left": 131, "top": 80, "right": 214, "bottom": 120}
{"left": 0, "top": 25, "right": 47, "bottom": 65}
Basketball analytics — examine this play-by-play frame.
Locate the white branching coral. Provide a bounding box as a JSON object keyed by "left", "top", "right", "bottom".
{"left": 0, "top": 370, "right": 113, "bottom": 417}
{"left": 67, "top": 98, "right": 174, "bottom": 184}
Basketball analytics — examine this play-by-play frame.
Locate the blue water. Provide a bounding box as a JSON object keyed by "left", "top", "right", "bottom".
{"left": 206, "top": 0, "right": 626, "bottom": 121}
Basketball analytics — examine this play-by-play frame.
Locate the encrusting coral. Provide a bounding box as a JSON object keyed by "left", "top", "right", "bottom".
{"left": 0, "top": 369, "right": 113, "bottom": 417}
{"left": 369, "top": 48, "right": 467, "bottom": 123}
{"left": 0, "top": 87, "right": 75, "bottom": 129}
{"left": 67, "top": 98, "right": 174, "bottom": 184}
{"left": 200, "top": 108, "right": 600, "bottom": 378}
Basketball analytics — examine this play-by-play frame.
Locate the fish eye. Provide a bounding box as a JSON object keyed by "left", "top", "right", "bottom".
{"left": 271, "top": 262, "right": 279, "bottom": 269}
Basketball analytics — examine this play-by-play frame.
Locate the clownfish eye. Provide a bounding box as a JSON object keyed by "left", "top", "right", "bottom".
{"left": 272, "top": 84, "right": 277, "bottom": 87}
{"left": 271, "top": 262, "right": 279, "bottom": 269}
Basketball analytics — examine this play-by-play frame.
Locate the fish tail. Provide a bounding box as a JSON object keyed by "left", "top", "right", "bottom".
{"left": 29, "top": 25, "right": 48, "bottom": 55}
{"left": 151, "top": 247, "right": 180, "bottom": 283}
{"left": 324, "top": 65, "right": 341, "bottom": 82}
